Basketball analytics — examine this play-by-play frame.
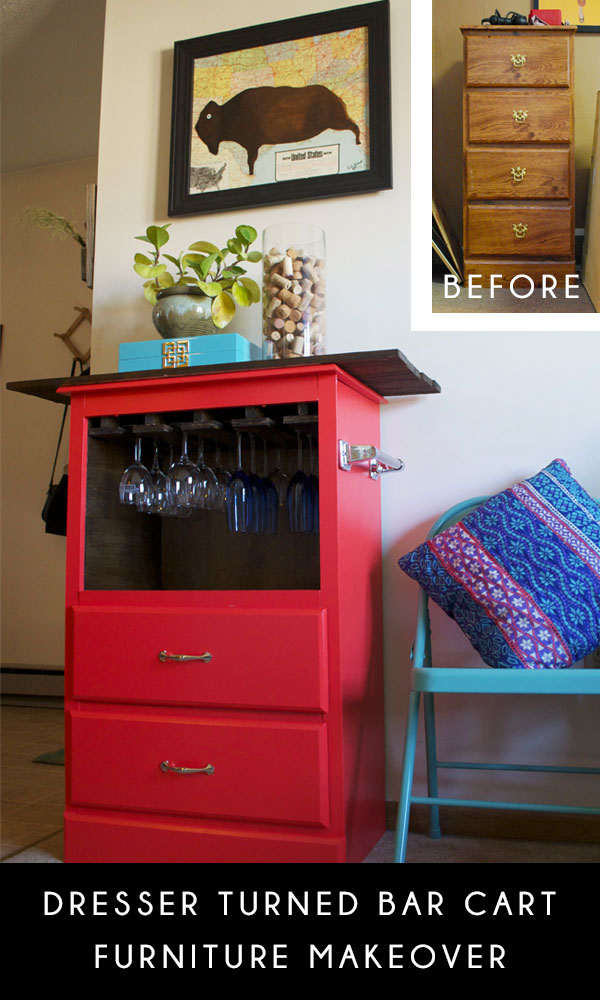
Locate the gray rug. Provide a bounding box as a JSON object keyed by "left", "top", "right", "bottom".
{"left": 32, "top": 748, "right": 64, "bottom": 766}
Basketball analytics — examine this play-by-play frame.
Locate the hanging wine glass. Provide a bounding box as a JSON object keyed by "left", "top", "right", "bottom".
{"left": 248, "top": 434, "right": 266, "bottom": 533}
{"left": 213, "top": 441, "right": 231, "bottom": 512}
{"left": 118, "top": 436, "right": 153, "bottom": 511}
{"left": 148, "top": 441, "right": 169, "bottom": 515}
{"left": 306, "top": 434, "right": 319, "bottom": 535}
{"left": 165, "top": 431, "right": 201, "bottom": 516}
{"left": 225, "top": 431, "right": 254, "bottom": 533}
{"left": 287, "top": 432, "right": 314, "bottom": 533}
{"left": 261, "top": 440, "right": 278, "bottom": 535}
{"left": 196, "top": 437, "right": 220, "bottom": 510}
{"left": 268, "top": 445, "right": 289, "bottom": 510}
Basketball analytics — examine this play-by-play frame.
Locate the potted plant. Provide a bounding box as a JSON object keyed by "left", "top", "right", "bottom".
{"left": 134, "top": 223, "right": 261, "bottom": 338}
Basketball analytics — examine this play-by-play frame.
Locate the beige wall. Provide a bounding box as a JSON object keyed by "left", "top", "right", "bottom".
{"left": 86, "top": 0, "right": 600, "bottom": 809}
{"left": 434, "top": 0, "right": 600, "bottom": 241}
{"left": 1, "top": 158, "right": 96, "bottom": 669}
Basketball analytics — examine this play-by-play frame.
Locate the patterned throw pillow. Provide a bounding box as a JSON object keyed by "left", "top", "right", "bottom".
{"left": 398, "top": 460, "right": 600, "bottom": 669}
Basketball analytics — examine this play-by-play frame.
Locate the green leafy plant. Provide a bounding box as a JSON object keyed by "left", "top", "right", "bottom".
{"left": 133, "top": 223, "right": 262, "bottom": 328}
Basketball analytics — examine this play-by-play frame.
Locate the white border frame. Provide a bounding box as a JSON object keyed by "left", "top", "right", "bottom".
{"left": 412, "top": 0, "right": 599, "bottom": 331}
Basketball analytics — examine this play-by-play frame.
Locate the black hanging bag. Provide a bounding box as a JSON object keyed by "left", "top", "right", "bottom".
{"left": 42, "top": 358, "right": 82, "bottom": 536}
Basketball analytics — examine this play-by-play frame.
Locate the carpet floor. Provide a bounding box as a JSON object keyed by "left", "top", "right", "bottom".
{"left": 3, "top": 829, "right": 599, "bottom": 864}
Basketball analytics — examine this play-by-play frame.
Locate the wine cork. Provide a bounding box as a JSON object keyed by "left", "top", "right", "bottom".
{"left": 279, "top": 289, "right": 302, "bottom": 309}
{"left": 272, "top": 273, "right": 292, "bottom": 290}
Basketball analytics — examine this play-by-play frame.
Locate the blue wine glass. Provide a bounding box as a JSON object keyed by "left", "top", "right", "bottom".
{"left": 248, "top": 434, "right": 267, "bottom": 533}
{"left": 287, "top": 432, "right": 314, "bottom": 533}
{"left": 307, "top": 434, "right": 319, "bottom": 535}
{"left": 261, "top": 440, "right": 278, "bottom": 535}
{"left": 225, "top": 432, "right": 254, "bottom": 533}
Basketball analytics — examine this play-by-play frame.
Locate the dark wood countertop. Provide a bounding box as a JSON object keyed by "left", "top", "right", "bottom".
{"left": 6, "top": 349, "right": 441, "bottom": 404}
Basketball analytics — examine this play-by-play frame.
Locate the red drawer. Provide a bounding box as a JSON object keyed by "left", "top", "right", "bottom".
{"left": 68, "top": 708, "right": 329, "bottom": 827}
{"left": 68, "top": 606, "right": 328, "bottom": 711}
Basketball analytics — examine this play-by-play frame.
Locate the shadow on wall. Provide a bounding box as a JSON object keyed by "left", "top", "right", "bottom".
{"left": 432, "top": 60, "right": 464, "bottom": 246}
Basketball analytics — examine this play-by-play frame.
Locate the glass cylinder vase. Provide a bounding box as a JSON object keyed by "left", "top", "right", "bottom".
{"left": 262, "top": 223, "right": 326, "bottom": 360}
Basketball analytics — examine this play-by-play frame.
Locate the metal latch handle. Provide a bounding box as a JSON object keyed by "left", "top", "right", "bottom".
{"left": 338, "top": 440, "right": 405, "bottom": 480}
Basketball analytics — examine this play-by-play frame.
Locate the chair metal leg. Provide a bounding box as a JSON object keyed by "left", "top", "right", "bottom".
{"left": 423, "top": 692, "right": 442, "bottom": 839}
{"left": 394, "top": 690, "right": 421, "bottom": 863}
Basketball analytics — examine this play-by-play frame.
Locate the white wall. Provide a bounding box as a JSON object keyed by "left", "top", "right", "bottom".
{"left": 1, "top": 158, "right": 96, "bottom": 669}
{"left": 92, "top": 0, "right": 600, "bottom": 808}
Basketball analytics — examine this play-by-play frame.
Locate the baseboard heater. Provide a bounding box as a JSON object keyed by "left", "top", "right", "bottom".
{"left": 1, "top": 665, "right": 64, "bottom": 697}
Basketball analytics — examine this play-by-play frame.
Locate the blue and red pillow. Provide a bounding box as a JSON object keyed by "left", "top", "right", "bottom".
{"left": 398, "top": 460, "right": 600, "bottom": 669}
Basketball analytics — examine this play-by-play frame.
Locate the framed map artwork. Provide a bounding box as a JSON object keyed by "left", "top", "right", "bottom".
{"left": 168, "top": 1, "right": 391, "bottom": 216}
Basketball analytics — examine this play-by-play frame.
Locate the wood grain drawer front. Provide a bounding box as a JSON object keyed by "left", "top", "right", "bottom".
{"left": 70, "top": 606, "right": 328, "bottom": 712}
{"left": 467, "top": 205, "right": 572, "bottom": 256}
{"left": 465, "top": 34, "right": 570, "bottom": 87}
{"left": 466, "top": 149, "right": 570, "bottom": 200}
{"left": 467, "top": 91, "right": 572, "bottom": 144}
{"left": 69, "top": 710, "right": 329, "bottom": 827}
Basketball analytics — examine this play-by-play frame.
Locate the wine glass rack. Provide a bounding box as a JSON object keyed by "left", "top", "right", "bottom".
{"left": 85, "top": 402, "right": 320, "bottom": 591}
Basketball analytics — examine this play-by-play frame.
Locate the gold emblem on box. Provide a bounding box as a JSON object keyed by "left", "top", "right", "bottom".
{"left": 162, "top": 340, "right": 190, "bottom": 368}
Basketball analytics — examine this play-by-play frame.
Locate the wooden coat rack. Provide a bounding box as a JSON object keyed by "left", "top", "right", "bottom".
{"left": 54, "top": 306, "right": 91, "bottom": 365}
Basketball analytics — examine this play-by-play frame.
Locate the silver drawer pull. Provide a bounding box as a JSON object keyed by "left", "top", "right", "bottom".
{"left": 339, "top": 440, "right": 405, "bottom": 481}
{"left": 160, "top": 760, "right": 215, "bottom": 775}
{"left": 158, "top": 650, "right": 212, "bottom": 663}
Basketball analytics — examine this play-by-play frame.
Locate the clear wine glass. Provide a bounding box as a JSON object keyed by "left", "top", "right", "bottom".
{"left": 287, "top": 432, "right": 314, "bottom": 534}
{"left": 165, "top": 431, "right": 201, "bottom": 516}
{"left": 213, "top": 441, "right": 232, "bottom": 512}
{"left": 225, "top": 431, "right": 254, "bottom": 533}
{"left": 118, "top": 436, "right": 153, "bottom": 511}
{"left": 268, "top": 445, "right": 289, "bottom": 510}
{"left": 196, "top": 437, "right": 220, "bottom": 510}
{"left": 148, "top": 442, "right": 169, "bottom": 515}
{"left": 261, "top": 440, "right": 279, "bottom": 535}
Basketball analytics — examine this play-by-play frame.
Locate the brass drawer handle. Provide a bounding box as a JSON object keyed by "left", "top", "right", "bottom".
{"left": 160, "top": 760, "right": 215, "bottom": 775}
{"left": 513, "top": 109, "right": 528, "bottom": 123}
{"left": 158, "top": 650, "right": 212, "bottom": 663}
{"left": 511, "top": 53, "right": 526, "bottom": 67}
{"left": 513, "top": 223, "right": 528, "bottom": 239}
{"left": 511, "top": 166, "right": 527, "bottom": 183}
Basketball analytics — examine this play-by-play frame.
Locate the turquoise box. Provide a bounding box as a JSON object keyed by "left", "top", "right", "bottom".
{"left": 118, "top": 334, "right": 262, "bottom": 372}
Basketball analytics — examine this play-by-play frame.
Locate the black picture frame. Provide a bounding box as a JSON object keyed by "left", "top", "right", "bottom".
{"left": 531, "top": 0, "right": 600, "bottom": 32}
{"left": 168, "top": 1, "right": 391, "bottom": 216}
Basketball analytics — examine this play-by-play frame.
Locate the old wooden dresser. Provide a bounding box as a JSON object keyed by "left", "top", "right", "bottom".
{"left": 461, "top": 24, "right": 577, "bottom": 286}
{"left": 9, "top": 351, "right": 439, "bottom": 863}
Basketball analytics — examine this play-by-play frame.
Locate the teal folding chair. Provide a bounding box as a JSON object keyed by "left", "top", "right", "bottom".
{"left": 394, "top": 496, "right": 600, "bottom": 864}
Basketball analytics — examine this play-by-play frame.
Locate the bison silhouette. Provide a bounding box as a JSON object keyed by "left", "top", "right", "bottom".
{"left": 195, "top": 85, "right": 360, "bottom": 175}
